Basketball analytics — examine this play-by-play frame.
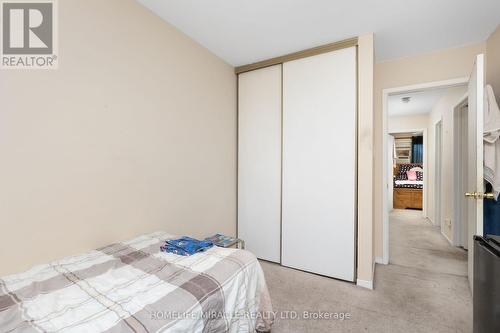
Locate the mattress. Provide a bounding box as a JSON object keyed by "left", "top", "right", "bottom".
{"left": 0, "top": 232, "right": 273, "bottom": 333}
{"left": 394, "top": 180, "right": 423, "bottom": 189}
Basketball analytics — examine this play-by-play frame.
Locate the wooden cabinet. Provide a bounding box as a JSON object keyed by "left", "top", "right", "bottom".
{"left": 393, "top": 188, "right": 422, "bottom": 210}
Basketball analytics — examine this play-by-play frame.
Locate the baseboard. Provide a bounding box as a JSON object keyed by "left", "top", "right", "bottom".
{"left": 356, "top": 279, "right": 373, "bottom": 290}
{"left": 356, "top": 259, "right": 376, "bottom": 290}
{"left": 441, "top": 230, "right": 453, "bottom": 245}
{"left": 375, "top": 256, "right": 388, "bottom": 265}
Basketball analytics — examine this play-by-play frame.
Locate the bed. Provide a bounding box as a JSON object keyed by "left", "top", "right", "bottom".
{"left": 393, "top": 163, "right": 423, "bottom": 210}
{"left": 0, "top": 232, "right": 273, "bottom": 333}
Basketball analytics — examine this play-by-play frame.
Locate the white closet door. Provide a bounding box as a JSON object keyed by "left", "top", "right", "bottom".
{"left": 238, "top": 65, "right": 282, "bottom": 263}
{"left": 282, "top": 47, "right": 357, "bottom": 281}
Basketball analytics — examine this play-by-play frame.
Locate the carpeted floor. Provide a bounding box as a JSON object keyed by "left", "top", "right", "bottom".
{"left": 261, "top": 209, "right": 471, "bottom": 332}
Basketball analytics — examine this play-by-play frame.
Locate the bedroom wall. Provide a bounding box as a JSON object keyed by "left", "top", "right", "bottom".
{"left": 486, "top": 25, "right": 500, "bottom": 99}
{"left": 426, "top": 86, "right": 468, "bottom": 242}
{"left": 357, "top": 34, "right": 375, "bottom": 286}
{"left": 0, "top": 0, "right": 236, "bottom": 276}
{"left": 374, "top": 42, "right": 486, "bottom": 260}
{"left": 388, "top": 114, "right": 429, "bottom": 132}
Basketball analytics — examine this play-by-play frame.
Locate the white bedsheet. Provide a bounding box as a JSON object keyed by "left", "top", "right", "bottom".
{"left": 394, "top": 180, "right": 423, "bottom": 186}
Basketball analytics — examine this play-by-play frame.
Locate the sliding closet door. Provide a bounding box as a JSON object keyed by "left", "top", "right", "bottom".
{"left": 238, "top": 65, "right": 282, "bottom": 263}
{"left": 282, "top": 47, "right": 357, "bottom": 281}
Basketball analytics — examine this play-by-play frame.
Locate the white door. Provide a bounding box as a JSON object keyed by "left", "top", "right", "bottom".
{"left": 281, "top": 47, "right": 357, "bottom": 281}
{"left": 466, "top": 54, "right": 485, "bottom": 291}
{"left": 238, "top": 65, "right": 282, "bottom": 263}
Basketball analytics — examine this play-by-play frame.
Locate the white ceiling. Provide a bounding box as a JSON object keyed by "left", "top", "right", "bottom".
{"left": 388, "top": 87, "right": 460, "bottom": 117}
{"left": 137, "top": 0, "right": 499, "bottom": 66}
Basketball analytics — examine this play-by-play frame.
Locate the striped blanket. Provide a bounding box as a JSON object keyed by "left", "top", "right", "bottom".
{"left": 0, "top": 232, "right": 273, "bottom": 332}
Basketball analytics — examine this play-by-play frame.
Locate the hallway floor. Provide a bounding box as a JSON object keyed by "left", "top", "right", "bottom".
{"left": 261, "top": 209, "right": 471, "bottom": 332}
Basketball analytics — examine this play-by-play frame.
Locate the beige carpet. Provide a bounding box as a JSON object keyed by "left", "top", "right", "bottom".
{"left": 261, "top": 209, "right": 471, "bottom": 332}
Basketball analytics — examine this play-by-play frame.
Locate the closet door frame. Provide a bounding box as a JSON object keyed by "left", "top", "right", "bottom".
{"left": 235, "top": 38, "right": 358, "bottom": 75}
{"left": 236, "top": 38, "right": 358, "bottom": 280}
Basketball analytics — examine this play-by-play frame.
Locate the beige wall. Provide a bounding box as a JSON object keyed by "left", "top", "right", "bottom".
{"left": 374, "top": 42, "right": 486, "bottom": 259}
{"left": 486, "top": 25, "right": 500, "bottom": 99}
{"left": 357, "top": 34, "right": 374, "bottom": 284}
{"left": 0, "top": 0, "right": 236, "bottom": 276}
{"left": 427, "top": 86, "right": 468, "bottom": 241}
{"left": 388, "top": 114, "right": 429, "bottom": 132}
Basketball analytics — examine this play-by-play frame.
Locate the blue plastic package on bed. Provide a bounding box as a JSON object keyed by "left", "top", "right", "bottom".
{"left": 160, "top": 236, "right": 213, "bottom": 256}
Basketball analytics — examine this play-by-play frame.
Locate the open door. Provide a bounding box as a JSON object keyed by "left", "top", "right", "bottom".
{"left": 465, "top": 54, "right": 488, "bottom": 292}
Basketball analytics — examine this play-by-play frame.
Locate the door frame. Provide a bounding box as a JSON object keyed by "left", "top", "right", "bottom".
{"left": 452, "top": 94, "right": 469, "bottom": 247}
{"left": 434, "top": 119, "right": 443, "bottom": 230}
{"left": 380, "top": 77, "right": 469, "bottom": 265}
{"left": 388, "top": 128, "right": 427, "bottom": 215}
{"left": 387, "top": 135, "right": 395, "bottom": 212}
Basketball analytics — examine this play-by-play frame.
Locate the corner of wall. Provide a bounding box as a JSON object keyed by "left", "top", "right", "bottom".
{"left": 357, "top": 33, "right": 375, "bottom": 285}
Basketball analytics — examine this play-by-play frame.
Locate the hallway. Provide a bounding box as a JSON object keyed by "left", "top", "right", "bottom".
{"left": 261, "top": 209, "right": 472, "bottom": 332}
{"left": 389, "top": 209, "right": 468, "bottom": 275}
{"left": 383, "top": 209, "right": 471, "bottom": 330}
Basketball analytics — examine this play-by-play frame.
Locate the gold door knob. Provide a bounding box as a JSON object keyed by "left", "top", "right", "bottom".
{"left": 482, "top": 193, "right": 495, "bottom": 200}
{"left": 464, "top": 192, "right": 495, "bottom": 200}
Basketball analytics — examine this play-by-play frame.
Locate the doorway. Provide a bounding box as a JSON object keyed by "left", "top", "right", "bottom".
{"left": 389, "top": 131, "right": 425, "bottom": 213}
{"left": 380, "top": 54, "right": 488, "bottom": 297}
{"left": 381, "top": 77, "right": 469, "bottom": 264}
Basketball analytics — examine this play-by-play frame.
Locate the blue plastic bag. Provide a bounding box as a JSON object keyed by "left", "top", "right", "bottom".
{"left": 160, "top": 236, "right": 213, "bottom": 256}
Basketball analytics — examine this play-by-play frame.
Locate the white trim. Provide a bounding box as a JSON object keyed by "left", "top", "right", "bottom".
{"left": 375, "top": 256, "right": 388, "bottom": 265}
{"left": 358, "top": 253, "right": 375, "bottom": 289}
{"left": 452, "top": 94, "right": 468, "bottom": 247}
{"left": 441, "top": 229, "right": 453, "bottom": 245}
{"left": 357, "top": 279, "right": 373, "bottom": 290}
{"left": 433, "top": 118, "right": 443, "bottom": 228}
{"left": 382, "top": 77, "right": 469, "bottom": 96}
{"left": 475, "top": 54, "right": 485, "bottom": 237}
{"left": 382, "top": 77, "right": 469, "bottom": 266}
